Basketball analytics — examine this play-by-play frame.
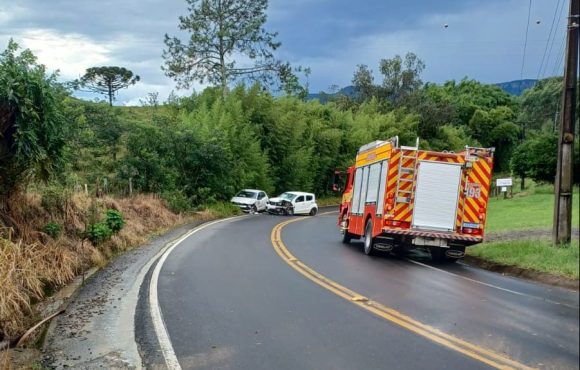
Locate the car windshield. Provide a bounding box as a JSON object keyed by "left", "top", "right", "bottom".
{"left": 236, "top": 190, "right": 257, "bottom": 198}
{"left": 279, "top": 192, "right": 297, "bottom": 201}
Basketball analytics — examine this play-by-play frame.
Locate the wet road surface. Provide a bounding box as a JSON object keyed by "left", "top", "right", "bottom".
{"left": 154, "top": 212, "right": 579, "bottom": 370}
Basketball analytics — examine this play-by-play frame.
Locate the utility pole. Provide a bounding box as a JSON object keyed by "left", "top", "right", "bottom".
{"left": 553, "top": 0, "right": 579, "bottom": 245}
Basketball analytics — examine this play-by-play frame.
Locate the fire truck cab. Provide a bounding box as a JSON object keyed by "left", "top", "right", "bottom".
{"left": 337, "top": 137, "right": 494, "bottom": 262}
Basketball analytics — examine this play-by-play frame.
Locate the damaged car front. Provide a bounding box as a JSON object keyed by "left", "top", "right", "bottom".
{"left": 266, "top": 192, "right": 297, "bottom": 215}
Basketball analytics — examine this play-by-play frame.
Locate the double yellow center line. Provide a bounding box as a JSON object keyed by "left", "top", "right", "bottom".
{"left": 271, "top": 217, "right": 535, "bottom": 370}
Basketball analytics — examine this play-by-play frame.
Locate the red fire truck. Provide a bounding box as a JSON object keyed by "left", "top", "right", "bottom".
{"left": 337, "top": 137, "right": 494, "bottom": 262}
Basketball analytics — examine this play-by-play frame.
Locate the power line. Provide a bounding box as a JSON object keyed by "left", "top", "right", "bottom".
{"left": 537, "top": 0, "right": 562, "bottom": 79}
{"left": 551, "top": 32, "right": 567, "bottom": 76}
{"left": 520, "top": 0, "right": 533, "bottom": 79}
{"left": 546, "top": 0, "right": 569, "bottom": 77}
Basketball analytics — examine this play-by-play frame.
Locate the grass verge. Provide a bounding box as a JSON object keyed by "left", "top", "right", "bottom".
{"left": 317, "top": 197, "right": 342, "bottom": 207}
{"left": 195, "top": 201, "right": 241, "bottom": 219}
{"left": 485, "top": 184, "right": 579, "bottom": 233}
{"left": 468, "top": 240, "right": 579, "bottom": 279}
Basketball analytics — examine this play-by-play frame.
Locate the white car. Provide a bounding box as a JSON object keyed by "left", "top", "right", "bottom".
{"left": 230, "top": 189, "right": 269, "bottom": 213}
{"left": 267, "top": 191, "right": 318, "bottom": 216}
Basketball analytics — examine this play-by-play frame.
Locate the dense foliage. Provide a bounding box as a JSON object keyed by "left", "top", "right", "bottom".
{"left": 1, "top": 41, "right": 576, "bottom": 214}
{"left": 0, "top": 40, "right": 67, "bottom": 204}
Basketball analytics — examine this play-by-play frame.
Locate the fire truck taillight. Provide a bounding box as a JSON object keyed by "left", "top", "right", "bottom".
{"left": 387, "top": 205, "right": 393, "bottom": 211}
{"left": 464, "top": 227, "right": 482, "bottom": 235}
{"left": 478, "top": 208, "right": 485, "bottom": 220}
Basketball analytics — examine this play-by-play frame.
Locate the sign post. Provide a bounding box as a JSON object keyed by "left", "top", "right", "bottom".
{"left": 496, "top": 178, "right": 513, "bottom": 199}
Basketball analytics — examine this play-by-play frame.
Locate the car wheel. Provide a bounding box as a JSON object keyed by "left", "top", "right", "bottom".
{"left": 250, "top": 204, "right": 257, "bottom": 214}
{"left": 309, "top": 207, "right": 317, "bottom": 216}
{"left": 287, "top": 207, "right": 294, "bottom": 216}
{"left": 363, "top": 219, "right": 375, "bottom": 255}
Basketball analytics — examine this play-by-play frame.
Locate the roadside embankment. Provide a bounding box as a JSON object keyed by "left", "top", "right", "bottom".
{"left": 0, "top": 191, "right": 240, "bottom": 359}
{"left": 467, "top": 238, "right": 579, "bottom": 290}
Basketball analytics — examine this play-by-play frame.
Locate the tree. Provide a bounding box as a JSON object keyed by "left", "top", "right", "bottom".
{"left": 76, "top": 66, "right": 140, "bottom": 106}
{"left": 379, "top": 52, "right": 425, "bottom": 104}
{"left": 0, "top": 40, "right": 67, "bottom": 209}
{"left": 468, "top": 106, "right": 519, "bottom": 171}
{"left": 511, "top": 134, "right": 558, "bottom": 185}
{"left": 352, "top": 64, "right": 376, "bottom": 102}
{"left": 518, "top": 77, "right": 563, "bottom": 132}
{"left": 84, "top": 102, "right": 123, "bottom": 161}
{"left": 278, "top": 63, "right": 310, "bottom": 100}
{"left": 163, "top": 0, "right": 281, "bottom": 96}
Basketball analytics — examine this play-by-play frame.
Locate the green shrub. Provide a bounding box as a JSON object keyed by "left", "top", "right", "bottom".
{"left": 161, "top": 190, "right": 192, "bottom": 213}
{"left": 200, "top": 201, "right": 241, "bottom": 218}
{"left": 87, "top": 222, "right": 113, "bottom": 245}
{"left": 41, "top": 186, "right": 68, "bottom": 214}
{"left": 105, "top": 209, "right": 125, "bottom": 232}
{"left": 43, "top": 221, "right": 61, "bottom": 239}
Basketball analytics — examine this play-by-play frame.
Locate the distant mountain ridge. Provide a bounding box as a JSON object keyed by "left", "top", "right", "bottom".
{"left": 307, "top": 79, "right": 537, "bottom": 102}
{"left": 494, "top": 79, "right": 537, "bottom": 96}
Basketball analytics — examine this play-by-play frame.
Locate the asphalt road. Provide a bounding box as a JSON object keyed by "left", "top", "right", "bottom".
{"left": 153, "top": 211, "right": 579, "bottom": 370}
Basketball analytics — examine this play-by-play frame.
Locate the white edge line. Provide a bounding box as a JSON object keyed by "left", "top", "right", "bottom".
{"left": 148, "top": 216, "right": 243, "bottom": 370}
{"left": 405, "top": 258, "right": 578, "bottom": 308}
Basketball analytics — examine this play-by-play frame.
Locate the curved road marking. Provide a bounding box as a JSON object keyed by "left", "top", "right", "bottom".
{"left": 271, "top": 217, "right": 536, "bottom": 370}
{"left": 150, "top": 217, "right": 243, "bottom": 370}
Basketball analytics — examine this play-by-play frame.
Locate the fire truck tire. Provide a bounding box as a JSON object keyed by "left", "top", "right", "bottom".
{"left": 430, "top": 247, "right": 462, "bottom": 263}
{"left": 340, "top": 214, "right": 352, "bottom": 244}
{"left": 342, "top": 231, "right": 352, "bottom": 244}
{"left": 363, "top": 219, "right": 375, "bottom": 255}
{"left": 430, "top": 247, "right": 446, "bottom": 262}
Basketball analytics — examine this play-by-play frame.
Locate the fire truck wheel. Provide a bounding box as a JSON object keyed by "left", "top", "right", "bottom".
{"left": 430, "top": 247, "right": 462, "bottom": 263}
{"left": 363, "top": 219, "right": 375, "bottom": 255}
{"left": 430, "top": 247, "right": 446, "bottom": 262}
{"left": 341, "top": 230, "right": 352, "bottom": 244}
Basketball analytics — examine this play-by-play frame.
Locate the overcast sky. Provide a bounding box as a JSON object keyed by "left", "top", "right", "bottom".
{"left": 0, "top": 0, "right": 570, "bottom": 105}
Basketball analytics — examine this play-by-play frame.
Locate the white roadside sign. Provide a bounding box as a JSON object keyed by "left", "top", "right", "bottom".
{"left": 496, "top": 178, "right": 513, "bottom": 187}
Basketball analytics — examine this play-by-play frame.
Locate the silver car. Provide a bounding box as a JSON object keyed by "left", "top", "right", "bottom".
{"left": 230, "top": 189, "right": 269, "bottom": 213}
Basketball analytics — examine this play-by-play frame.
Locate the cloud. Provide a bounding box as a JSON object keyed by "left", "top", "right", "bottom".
{"left": 285, "top": 0, "right": 561, "bottom": 92}
{"left": 0, "top": 0, "right": 565, "bottom": 104}
{"left": 16, "top": 29, "right": 110, "bottom": 79}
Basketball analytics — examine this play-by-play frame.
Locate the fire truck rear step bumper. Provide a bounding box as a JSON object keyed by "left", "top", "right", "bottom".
{"left": 382, "top": 228, "right": 483, "bottom": 243}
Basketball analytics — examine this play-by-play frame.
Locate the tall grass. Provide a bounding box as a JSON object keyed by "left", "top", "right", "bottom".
{"left": 196, "top": 202, "right": 241, "bottom": 219}
{"left": 0, "top": 192, "right": 183, "bottom": 341}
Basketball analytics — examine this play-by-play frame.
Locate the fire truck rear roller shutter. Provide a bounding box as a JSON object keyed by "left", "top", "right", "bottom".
{"left": 412, "top": 161, "right": 462, "bottom": 232}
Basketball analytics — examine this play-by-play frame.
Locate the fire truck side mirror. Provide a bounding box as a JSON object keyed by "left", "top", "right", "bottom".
{"left": 332, "top": 183, "right": 342, "bottom": 193}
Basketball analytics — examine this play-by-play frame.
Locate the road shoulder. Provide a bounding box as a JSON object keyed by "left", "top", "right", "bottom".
{"left": 42, "top": 220, "right": 207, "bottom": 369}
